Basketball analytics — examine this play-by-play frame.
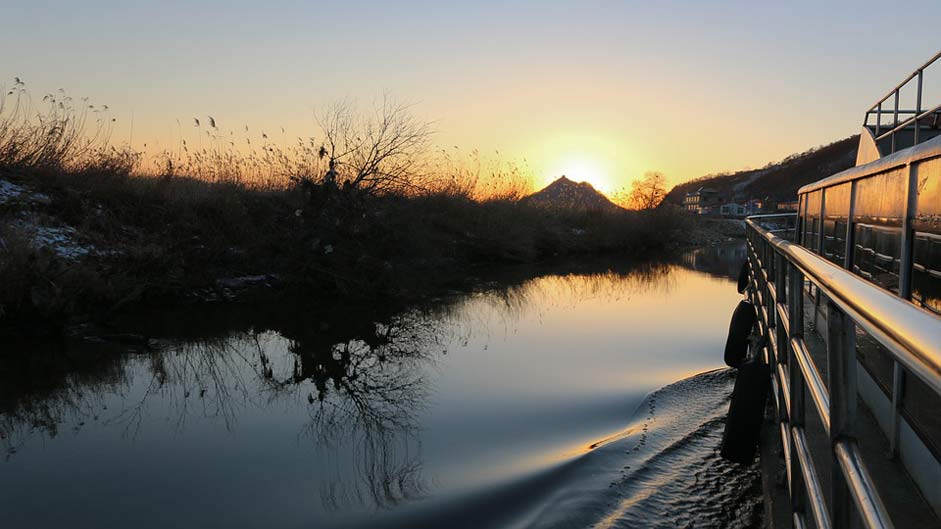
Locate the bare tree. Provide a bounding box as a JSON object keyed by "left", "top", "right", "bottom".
{"left": 316, "top": 97, "right": 433, "bottom": 195}
{"left": 628, "top": 171, "right": 667, "bottom": 209}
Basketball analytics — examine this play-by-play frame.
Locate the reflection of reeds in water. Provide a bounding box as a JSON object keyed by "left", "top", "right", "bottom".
{"left": 429, "top": 262, "right": 678, "bottom": 337}
{"left": 0, "top": 260, "right": 685, "bottom": 507}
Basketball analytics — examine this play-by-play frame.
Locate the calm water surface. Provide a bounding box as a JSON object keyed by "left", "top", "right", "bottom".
{"left": 0, "top": 243, "right": 762, "bottom": 528}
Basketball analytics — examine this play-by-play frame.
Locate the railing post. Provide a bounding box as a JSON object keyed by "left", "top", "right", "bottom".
{"left": 876, "top": 103, "right": 882, "bottom": 137}
{"left": 892, "top": 89, "right": 899, "bottom": 153}
{"left": 844, "top": 181, "right": 857, "bottom": 271}
{"left": 890, "top": 364, "right": 906, "bottom": 457}
{"left": 827, "top": 301, "right": 858, "bottom": 529}
{"left": 775, "top": 252, "right": 788, "bottom": 366}
{"left": 915, "top": 70, "right": 923, "bottom": 145}
{"left": 900, "top": 162, "right": 917, "bottom": 300}
{"left": 767, "top": 244, "right": 776, "bottom": 339}
{"left": 788, "top": 263, "right": 807, "bottom": 519}
{"left": 888, "top": 161, "right": 919, "bottom": 456}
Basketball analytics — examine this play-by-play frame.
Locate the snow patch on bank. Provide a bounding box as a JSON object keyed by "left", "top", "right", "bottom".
{"left": 26, "top": 224, "right": 92, "bottom": 260}
{"left": 1, "top": 178, "right": 93, "bottom": 260}
{"left": 0, "top": 179, "right": 50, "bottom": 206}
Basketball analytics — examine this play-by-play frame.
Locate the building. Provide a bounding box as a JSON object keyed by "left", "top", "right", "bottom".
{"left": 776, "top": 200, "right": 799, "bottom": 211}
{"left": 745, "top": 198, "right": 764, "bottom": 216}
{"left": 719, "top": 202, "right": 746, "bottom": 217}
{"left": 683, "top": 187, "right": 721, "bottom": 215}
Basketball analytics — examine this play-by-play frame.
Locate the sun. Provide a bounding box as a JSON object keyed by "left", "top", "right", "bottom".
{"left": 552, "top": 157, "right": 610, "bottom": 193}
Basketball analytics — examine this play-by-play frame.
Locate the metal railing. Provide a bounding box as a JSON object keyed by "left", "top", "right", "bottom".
{"left": 864, "top": 50, "right": 941, "bottom": 155}
{"left": 745, "top": 213, "right": 941, "bottom": 529}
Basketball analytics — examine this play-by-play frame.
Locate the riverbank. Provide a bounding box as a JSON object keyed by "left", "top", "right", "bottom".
{"left": 0, "top": 170, "right": 739, "bottom": 335}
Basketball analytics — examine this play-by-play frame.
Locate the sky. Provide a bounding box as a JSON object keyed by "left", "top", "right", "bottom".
{"left": 3, "top": 0, "right": 941, "bottom": 192}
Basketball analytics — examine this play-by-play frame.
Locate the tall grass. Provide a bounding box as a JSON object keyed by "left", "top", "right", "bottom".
{"left": 0, "top": 81, "right": 689, "bottom": 330}
{"left": 0, "top": 81, "right": 537, "bottom": 199}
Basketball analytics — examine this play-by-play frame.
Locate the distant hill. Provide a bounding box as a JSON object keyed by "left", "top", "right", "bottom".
{"left": 523, "top": 176, "right": 622, "bottom": 212}
{"left": 664, "top": 135, "right": 859, "bottom": 205}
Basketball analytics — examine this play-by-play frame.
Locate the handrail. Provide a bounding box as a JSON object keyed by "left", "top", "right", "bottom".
{"left": 747, "top": 217, "right": 941, "bottom": 394}
{"left": 874, "top": 102, "right": 941, "bottom": 142}
{"left": 866, "top": 50, "right": 941, "bottom": 114}
{"left": 863, "top": 50, "right": 941, "bottom": 155}
{"left": 745, "top": 213, "right": 941, "bottom": 529}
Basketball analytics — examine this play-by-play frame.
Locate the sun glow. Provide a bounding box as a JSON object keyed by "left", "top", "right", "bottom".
{"left": 551, "top": 157, "right": 611, "bottom": 194}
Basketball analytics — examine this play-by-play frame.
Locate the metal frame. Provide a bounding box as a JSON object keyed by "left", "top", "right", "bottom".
{"left": 864, "top": 50, "right": 941, "bottom": 155}
{"left": 745, "top": 213, "right": 941, "bottom": 529}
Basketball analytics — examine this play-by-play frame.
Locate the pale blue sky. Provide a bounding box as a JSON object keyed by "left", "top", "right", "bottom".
{"left": 3, "top": 0, "right": 940, "bottom": 189}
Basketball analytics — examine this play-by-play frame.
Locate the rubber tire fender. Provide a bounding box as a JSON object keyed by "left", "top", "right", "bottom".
{"left": 737, "top": 262, "right": 750, "bottom": 294}
{"left": 724, "top": 300, "right": 756, "bottom": 368}
{"left": 720, "top": 359, "right": 771, "bottom": 465}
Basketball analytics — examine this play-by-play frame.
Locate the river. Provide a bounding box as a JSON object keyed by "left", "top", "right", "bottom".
{"left": 0, "top": 242, "right": 762, "bottom": 528}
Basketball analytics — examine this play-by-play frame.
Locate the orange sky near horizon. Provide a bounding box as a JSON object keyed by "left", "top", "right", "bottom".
{"left": 3, "top": 1, "right": 941, "bottom": 193}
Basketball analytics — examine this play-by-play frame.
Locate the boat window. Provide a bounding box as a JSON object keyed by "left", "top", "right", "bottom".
{"left": 822, "top": 183, "right": 851, "bottom": 266}
{"left": 913, "top": 158, "right": 941, "bottom": 315}
{"left": 803, "top": 190, "right": 822, "bottom": 253}
{"left": 853, "top": 169, "right": 906, "bottom": 293}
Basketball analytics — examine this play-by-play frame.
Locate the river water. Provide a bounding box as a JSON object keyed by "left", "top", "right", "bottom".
{"left": 0, "top": 242, "right": 762, "bottom": 528}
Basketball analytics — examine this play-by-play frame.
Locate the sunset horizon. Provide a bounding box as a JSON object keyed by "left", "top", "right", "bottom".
{"left": 6, "top": 1, "right": 939, "bottom": 192}
{"left": 4, "top": 3, "right": 941, "bottom": 529}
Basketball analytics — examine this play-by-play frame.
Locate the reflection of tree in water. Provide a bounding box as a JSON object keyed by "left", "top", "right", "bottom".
{"left": 274, "top": 311, "right": 440, "bottom": 510}
{"left": 0, "top": 315, "right": 441, "bottom": 511}
{"left": 1, "top": 258, "right": 685, "bottom": 511}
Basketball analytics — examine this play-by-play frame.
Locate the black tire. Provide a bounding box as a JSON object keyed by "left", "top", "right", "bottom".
{"left": 720, "top": 359, "right": 770, "bottom": 465}
{"left": 724, "top": 300, "right": 756, "bottom": 368}
{"left": 737, "top": 262, "right": 750, "bottom": 294}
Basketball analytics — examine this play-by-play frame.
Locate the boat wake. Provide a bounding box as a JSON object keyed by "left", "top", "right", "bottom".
{"left": 373, "top": 368, "right": 763, "bottom": 529}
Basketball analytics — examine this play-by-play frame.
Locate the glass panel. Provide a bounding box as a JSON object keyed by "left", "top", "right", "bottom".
{"left": 852, "top": 170, "right": 906, "bottom": 293}
{"left": 803, "top": 190, "right": 822, "bottom": 252}
{"left": 823, "top": 219, "right": 848, "bottom": 265}
{"left": 854, "top": 168, "right": 907, "bottom": 225}
{"left": 853, "top": 224, "right": 902, "bottom": 293}
{"left": 823, "top": 183, "right": 851, "bottom": 265}
{"left": 825, "top": 182, "right": 852, "bottom": 216}
{"left": 912, "top": 232, "right": 941, "bottom": 314}
{"left": 914, "top": 158, "right": 941, "bottom": 232}
{"left": 913, "top": 159, "right": 941, "bottom": 314}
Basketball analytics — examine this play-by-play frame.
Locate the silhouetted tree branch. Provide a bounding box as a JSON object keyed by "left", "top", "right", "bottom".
{"left": 317, "top": 97, "right": 433, "bottom": 195}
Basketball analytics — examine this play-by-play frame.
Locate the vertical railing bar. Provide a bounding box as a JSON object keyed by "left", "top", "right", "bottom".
{"left": 844, "top": 181, "right": 857, "bottom": 271}
{"left": 892, "top": 89, "right": 899, "bottom": 153}
{"left": 776, "top": 251, "right": 788, "bottom": 368}
{"left": 827, "top": 301, "right": 858, "bottom": 529}
{"left": 888, "top": 161, "right": 919, "bottom": 455}
{"left": 775, "top": 250, "right": 789, "bottom": 453}
{"left": 899, "top": 162, "right": 917, "bottom": 300}
{"left": 819, "top": 189, "right": 827, "bottom": 256}
{"left": 889, "top": 364, "right": 905, "bottom": 458}
{"left": 914, "top": 70, "right": 923, "bottom": 146}
{"left": 876, "top": 102, "right": 882, "bottom": 137}
{"left": 813, "top": 193, "right": 824, "bottom": 331}
{"left": 788, "top": 260, "right": 807, "bottom": 522}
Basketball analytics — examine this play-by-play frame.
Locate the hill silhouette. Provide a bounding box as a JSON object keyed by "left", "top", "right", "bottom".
{"left": 664, "top": 135, "right": 859, "bottom": 205}
{"left": 522, "top": 176, "right": 622, "bottom": 212}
